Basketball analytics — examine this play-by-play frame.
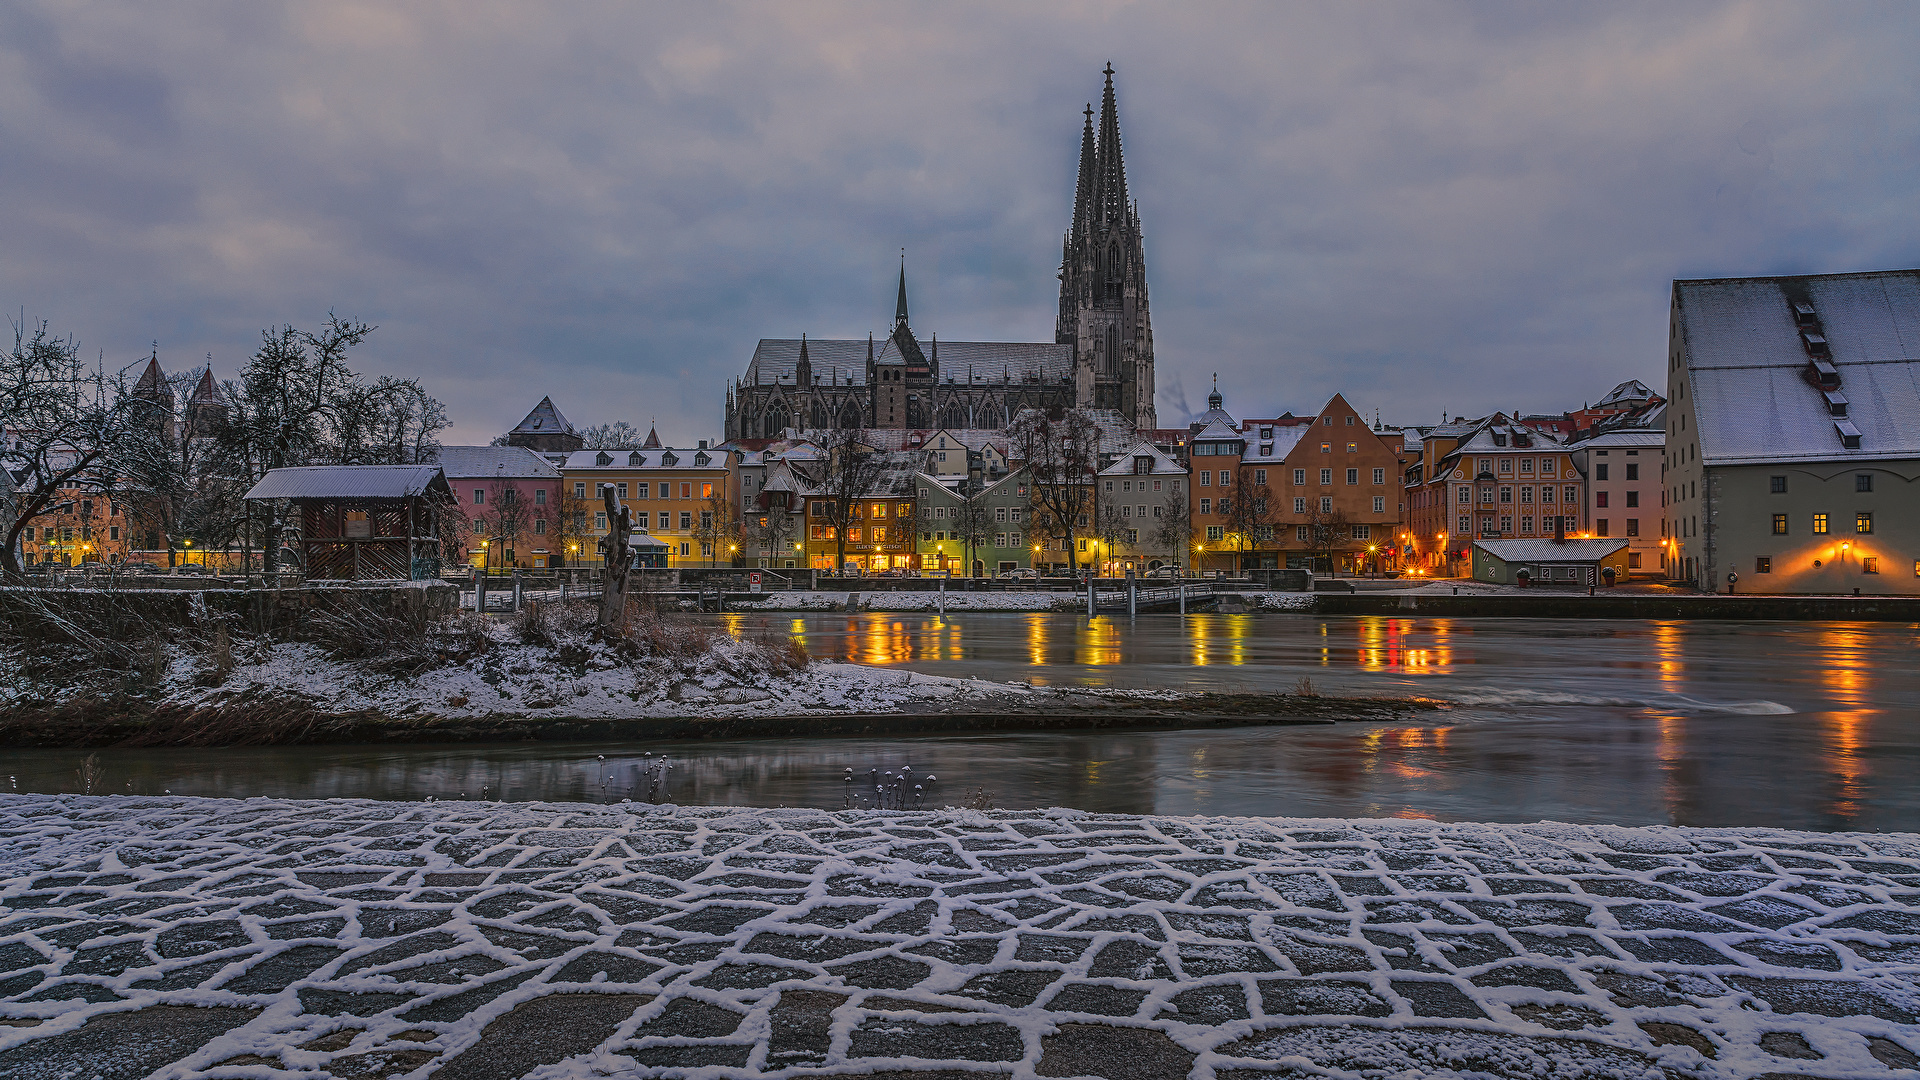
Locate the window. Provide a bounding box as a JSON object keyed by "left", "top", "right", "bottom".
{"left": 871, "top": 527, "right": 886, "bottom": 541}
{"left": 534, "top": 488, "right": 546, "bottom": 505}
{"left": 1626, "top": 518, "right": 1638, "bottom": 536}
{"left": 1126, "top": 529, "right": 1138, "bottom": 544}
{"left": 1857, "top": 474, "right": 1874, "bottom": 493}
{"left": 1857, "top": 512, "right": 1873, "bottom": 534}
{"left": 1205, "top": 526, "right": 1224, "bottom": 541}
{"left": 657, "top": 511, "right": 670, "bottom": 530}
{"left": 680, "top": 483, "right": 691, "bottom": 499}
{"left": 617, "top": 483, "right": 628, "bottom": 499}
{"left": 1520, "top": 516, "right": 1533, "bottom": 534}
{"left": 1500, "top": 486, "right": 1513, "bottom": 503}
{"left": 1596, "top": 464, "right": 1609, "bottom": 481}
{"left": 1199, "top": 498, "right": 1211, "bottom": 514}
{"left": 1564, "top": 486, "right": 1578, "bottom": 503}
{"left": 1540, "top": 460, "right": 1555, "bottom": 477}
{"left": 1520, "top": 458, "right": 1534, "bottom": 473}
{"left": 1812, "top": 513, "right": 1829, "bottom": 534}
{"left": 1320, "top": 497, "right": 1333, "bottom": 513}
{"left": 1863, "top": 557, "right": 1879, "bottom": 574}
{"left": 1457, "top": 515, "right": 1471, "bottom": 533}
{"left": 1297, "top": 525, "right": 1311, "bottom": 541}
{"left": 1254, "top": 469, "right": 1267, "bottom": 486}
{"left": 1595, "top": 491, "right": 1608, "bottom": 508}
{"left": 1541, "top": 485, "right": 1555, "bottom": 503}
{"left": 1321, "top": 468, "right": 1333, "bottom": 485}
{"left": 1347, "top": 469, "right": 1359, "bottom": 485}
{"left": 594, "top": 511, "right": 607, "bottom": 531}
{"left": 1457, "top": 486, "right": 1470, "bottom": 504}
{"left": 1373, "top": 496, "right": 1386, "bottom": 513}
{"left": 1771, "top": 514, "right": 1788, "bottom": 534}
{"left": 1320, "top": 442, "right": 1331, "bottom": 453}
{"left": 994, "top": 506, "right": 1008, "bottom": 522}
{"left": 1346, "top": 442, "right": 1357, "bottom": 453}
{"left": 679, "top": 512, "right": 692, "bottom": 530}
{"left": 680, "top": 542, "right": 690, "bottom": 557}
{"left": 1199, "top": 471, "right": 1210, "bottom": 486}
{"left": 1520, "top": 486, "right": 1533, "bottom": 503}
{"left": 21, "top": 527, "right": 30, "bottom": 542}
{"left": 1104, "top": 480, "right": 1114, "bottom": 493}
{"left": 1480, "top": 487, "right": 1494, "bottom": 503}
{"left": 1324, "top": 416, "right": 1333, "bottom": 426}
{"left": 1499, "top": 515, "right": 1512, "bottom": 533}
{"left": 1372, "top": 468, "right": 1385, "bottom": 485}
{"left": 1769, "top": 475, "right": 1787, "bottom": 494}
{"left": 1625, "top": 491, "right": 1638, "bottom": 507}
{"left": 1219, "top": 470, "right": 1233, "bottom": 486}
{"left": 1351, "top": 525, "right": 1370, "bottom": 539}
{"left": 109, "top": 526, "right": 119, "bottom": 540}
{"left": 1628, "top": 552, "right": 1642, "bottom": 569}
{"left": 474, "top": 489, "right": 485, "bottom": 505}
{"left": 1293, "top": 497, "right": 1307, "bottom": 514}
{"left": 1625, "top": 464, "right": 1638, "bottom": 481}
{"left": 1293, "top": 469, "right": 1306, "bottom": 485}
{"left": 1499, "top": 458, "right": 1513, "bottom": 473}
{"left": 574, "top": 482, "right": 586, "bottom": 499}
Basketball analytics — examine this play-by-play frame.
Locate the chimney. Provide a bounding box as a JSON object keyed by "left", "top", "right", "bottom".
{"left": 1553, "top": 517, "right": 1566, "bottom": 545}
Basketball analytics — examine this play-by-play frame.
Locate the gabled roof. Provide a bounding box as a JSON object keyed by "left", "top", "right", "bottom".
{"left": 558, "top": 447, "right": 724, "bottom": 471}
{"left": 1191, "top": 418, "right": 1243, "bottom": 442}
{"left": 432, "top": 445, "right": 563, "bottom": 480}
{"left": 1677, "top": 268, "right": 1920, "bottom": 464}
{"left": 187, "top": 367, "right": 225, "bottom": 405}
{"left": 1596, "top": 379, "right": 1658, "bottom": 406}
{"left": 244, "top": 465, "right": 448, "bottom": 501}
{"left": 1099, "top": 439, "right": 1186, "bottom": 476}
{"left": 509, "top": 396, "right": 576, "bottom": 437}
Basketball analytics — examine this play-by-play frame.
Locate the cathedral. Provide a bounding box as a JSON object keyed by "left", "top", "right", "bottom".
{"left": 725, "top": 65, "right": 1156, "bottom": 441}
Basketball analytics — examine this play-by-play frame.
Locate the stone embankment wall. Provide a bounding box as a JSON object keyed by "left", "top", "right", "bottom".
{"left": 0, "top": 581, "right": 459, "bottom": 636}
{"left": 1315, "top": 592, "right": 1920, "bottom": 620}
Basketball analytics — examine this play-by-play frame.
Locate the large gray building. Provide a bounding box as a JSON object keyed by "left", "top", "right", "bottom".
{"left": 1667, "top": 268, "right": 1920, "bottom": 594}
{"left": 725, "top": 67, "right": 1156, "bottom": 441}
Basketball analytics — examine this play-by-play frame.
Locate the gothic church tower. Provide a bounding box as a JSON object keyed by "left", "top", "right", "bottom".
{"left": 1058, "top": 64, "right": 1156, "bottom": 430}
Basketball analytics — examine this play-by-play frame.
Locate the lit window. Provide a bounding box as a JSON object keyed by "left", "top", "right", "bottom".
{"left": 1863, "top": 557, "right": 1879, "bottom": 574}
{"left": 1320, "top": 443, "right": 1331, "bottom": 453}
{"left": 1205, "top": 526, "right": 1224, "bottom": 541}
{"left": 1755, "top": 556, "right": 1771, "bottom": 573}
{"left": 1856, "top": 512, "right": 1873, "bottom": 534}
{"left": 1772, "top": 514, "right": 1787, "bottom": 534}
{"left": 1812, "top": 513, "right": 1829, "bottom": 534}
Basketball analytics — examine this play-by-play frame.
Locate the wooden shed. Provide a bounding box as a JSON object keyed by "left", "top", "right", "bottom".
{"left": 245, "top": 465, "right": 450, "bottom": 580}
{"left": 1471, "top": 538, "right": 1630, "bottom": 587}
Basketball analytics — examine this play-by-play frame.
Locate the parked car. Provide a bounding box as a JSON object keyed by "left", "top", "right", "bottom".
{"left": 172, "top": 564, "right": 209, "bottom": 575}
{"left": 998, "top": 568, "right": 1039, "bottom": 581}
{"left": 1144, "top": 566, "right": 1181, "bottom": 579}
{"left": 119, "top": 562, "right": 163, "bottom": 574}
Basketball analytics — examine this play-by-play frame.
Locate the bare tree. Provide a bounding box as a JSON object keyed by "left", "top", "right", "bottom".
{"left": 550, "top": 483, "right": 594, "bottom": 570}
{"left": 815, "top": 428, "right": 885, "bottom": 571}
{"left": 0, "top": 319, "right": 144, "bottom": 580}
{"left": 950, "top": 482, "right": 996, "bottom": 577}
{"left": 1007, "top": 409, "right": 1098, "bottom": 573}
{"left": 694, "top": 486, "right": 740, "bottom": 566}
{"left": 1304, "top": 503, "right": 1353, "bottom": 573}
{"left": 580, "top": 421, "right": 645, "bottom": 449}
{"left": 1150, "top": 484, "right": 1190, "bottom": 568}
{"left": 1219, "top": 479, "right": 1276, "bottom": 571}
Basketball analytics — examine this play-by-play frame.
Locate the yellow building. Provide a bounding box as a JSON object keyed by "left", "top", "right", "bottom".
{"left": 557, "top": 443, "right": 734, "bottom": 568}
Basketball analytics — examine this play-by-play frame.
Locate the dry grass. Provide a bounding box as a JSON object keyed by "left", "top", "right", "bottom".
{"left": 515, "top": 599, "right": 809, "bottom": 675}
{"left": 1292, "top": 676, "right": 1318, "bottom": 697}
{"left": 306, "top": 602, "right": 491, "bottom": 675}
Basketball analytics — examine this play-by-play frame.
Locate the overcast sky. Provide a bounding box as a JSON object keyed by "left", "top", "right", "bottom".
{"left": 4, "top": 2, "right": 1917, "bottom": 444}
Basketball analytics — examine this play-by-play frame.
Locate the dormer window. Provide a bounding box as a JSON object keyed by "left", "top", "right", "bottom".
{"left": 628, "top": 452, "right": 644, "bottom": 466}
{"left": 694, "top": 453, "right": 710, "bottom": 467}
{"left": 595, "top": 452, "right": 613, "bottom": 467}
{"left": 662, "top": 452, "right": 678, "bottom": 466}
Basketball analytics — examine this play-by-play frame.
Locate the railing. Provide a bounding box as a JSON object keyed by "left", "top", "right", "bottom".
{"left": 1090, "top": 581, "right": 1222, "bottom": 613}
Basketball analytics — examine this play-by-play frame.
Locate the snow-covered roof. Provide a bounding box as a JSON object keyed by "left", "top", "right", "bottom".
{"left": 244, "top": 465, "right": 448, "bottom": 501}
{"left": 1677, "top": 269, "right": 1920, "bottom": 465}
{"left": 1473, "top": 538, "right": 1628, "bottom": 563}
{"left": 1099, "top": 440, "right": 1185, "bottom": 476}
{"left": 431, "top": 445, "right": 562, "bottom": 480}
{"left": 558, "top": 447, "right": 725, "bottom": 471}
{"left": 1238, "top": 423, "right": 1310, "bottom": 462}
{"left": 1191, "top": 418, "right": 1242, "bottom": 442}
{"left": 1596, "top": 379, "right": 1657, "bottom": 406}
{"left": 508, "top": 396, "right": 576, "bottom": 437}
{"left": 1566, "top": 429, "right": 1666, "bottom": 451}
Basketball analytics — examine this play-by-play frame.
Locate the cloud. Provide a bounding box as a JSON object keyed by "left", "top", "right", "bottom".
{"left": 0, "top": 0, "right": 1915, "bottom": 441}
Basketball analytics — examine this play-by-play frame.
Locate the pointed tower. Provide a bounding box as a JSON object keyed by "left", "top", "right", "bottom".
{"left": 504, "top": 396, "right": 584, "bottom": 452}
{"left": 185, "top": 364, "right": 228, "bottom": 435}
{"left": 1058, "top": 64, "right": 1156, "bottom": 430}
{"left": 795, "top": 334, "right": 813, "bottom": 388}
{"left": 641, "top": 425, "right": 662, "bottom": 449}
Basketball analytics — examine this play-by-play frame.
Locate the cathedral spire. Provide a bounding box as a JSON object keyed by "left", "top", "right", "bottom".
{"left": 1073, "top": 103, "right": 1095, "bottom": 233}
{"left": 1095, "top": 62, "right": 1127, "bottom": 224}
{"left": 895, "top": 254, "right": 910, "bottom": 328}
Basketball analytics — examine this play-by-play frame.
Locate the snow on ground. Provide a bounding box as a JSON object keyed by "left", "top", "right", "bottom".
{"left": 3, "top": 795, "right": 1918, "bottom": 1079}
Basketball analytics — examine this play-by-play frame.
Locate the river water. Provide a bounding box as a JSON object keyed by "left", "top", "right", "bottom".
{"left": 10, "top": 614, "right": 1917, "bottom": 831}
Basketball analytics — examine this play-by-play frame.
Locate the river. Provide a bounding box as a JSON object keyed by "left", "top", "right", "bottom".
{"left": 9, "top": 614, "right": 1916, "bottom": 830}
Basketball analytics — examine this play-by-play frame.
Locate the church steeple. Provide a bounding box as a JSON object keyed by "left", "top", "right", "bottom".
{"left": 1072, "top": 103, "right": 1095, "bottom": 232}
{"left": 895, "top": 256, "right": 910, "bottom": 329}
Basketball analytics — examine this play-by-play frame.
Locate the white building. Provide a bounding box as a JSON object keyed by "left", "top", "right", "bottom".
{"left": 1667, "top": 268, "right": 1920, "bottom": 594}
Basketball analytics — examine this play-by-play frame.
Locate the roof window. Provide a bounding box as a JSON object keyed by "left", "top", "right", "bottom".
{"left": 628, "top": 452, "right": 644, "bottom": 466}
{"left": 595, "top": 452, "right": 613, "bottom": 467}
{"left": 1792, "top": 301, "right": 1818, "bottom": 327}
{"left": 1834, "top": 418, "right": 1862, "bottom": 450}
{"left": 1822, "top": 389, "right": 1849, "bottom": 417}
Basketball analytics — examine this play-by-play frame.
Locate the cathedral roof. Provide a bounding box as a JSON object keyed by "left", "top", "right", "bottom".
{"left": 744, "top": 338, "right": 1071, "bottom": 387}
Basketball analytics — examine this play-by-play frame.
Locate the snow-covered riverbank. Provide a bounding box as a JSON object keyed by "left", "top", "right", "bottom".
{"left": 2, "top": 795, "right": 1917, "bottom": 1079}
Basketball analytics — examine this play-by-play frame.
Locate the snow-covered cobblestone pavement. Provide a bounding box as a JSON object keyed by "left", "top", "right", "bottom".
{"left": 3, "top": 796, "right": 1919, "bottom": 1079}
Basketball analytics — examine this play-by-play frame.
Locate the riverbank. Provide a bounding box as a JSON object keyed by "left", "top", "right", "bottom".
{"left": 4, "top": 794, "right": 1916, "bottom": 1080}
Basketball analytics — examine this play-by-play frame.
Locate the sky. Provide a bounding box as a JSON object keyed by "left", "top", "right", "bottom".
{"left": 3, "top": 2, "right": 1918, "bottom": 445}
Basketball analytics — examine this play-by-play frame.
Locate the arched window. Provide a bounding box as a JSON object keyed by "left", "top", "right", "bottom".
{"left": 1106, "top": 324, "right": 1120, "bottom": 374}
{"left": 1108, "top": 243, "right": 1122, "bottom": 278}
